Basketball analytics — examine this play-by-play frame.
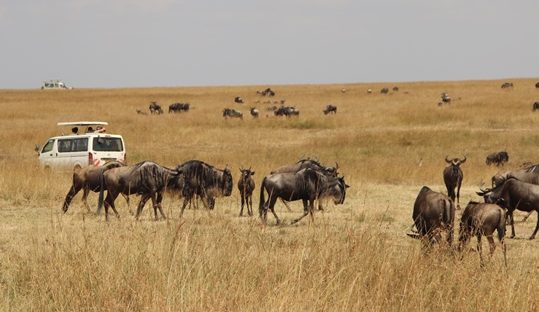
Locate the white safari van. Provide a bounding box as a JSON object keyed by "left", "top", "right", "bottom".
{"left": 37, "top": 121, "right": 126, "bottom": 170}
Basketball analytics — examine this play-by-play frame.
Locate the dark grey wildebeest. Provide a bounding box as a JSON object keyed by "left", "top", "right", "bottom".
{"left": 271, "top": 159, "right": 338, "bottom": 177}
{"left": 234, "top": 96, "right": 244, "bottom": 104}
{"left": 323, "top": 104, "right": 337, "bottom": 115}
{"left": 223, "top": 108, "right": 243, "bottom": 119}
{"left": 62, "top": 161, "right": 126, "bottom": 214}
{"left": 536, "top": 82, "right": 539, "bottom": 89}
{"left": 176, "top": 160, "right": 233, "bottom": 217}
{"left": 485, "top": 151, "right": 509, "bottom": 167}
{"left": 380, "top": 88, "right": 389, "bottom": 94}
{"left": 533, "top": 102, "right": 539, "bottom": 112}
{"left": 501, "top": 82, "right": 514, "bottom": 89}
{"left": 274, "top": 105, "right": 299, "bottom": 117}
{"left": 258, "top": 168, "right": 348, "bottom": 225}
{"left": 238, "top": 167, "right": 255, "bottom": 216}
{"left": 149, "top": 101, "right": 163, "bottom": 114}
{"left": 478, "top": 178, "right": 539, "bottom": 239}
{"left": 458, "top": 201, "right": 507, "bottom": 266}
{"left": 443, "top": 156, "right": 465, "bottom": 209}
{"left": 169, "top": 102, "right": 190, "bottom": 113}
{"left": 97, "top": 161, "right": 181, "bottom": 221}
{"left": 408, "top": 186, "right": 455, "bottom": 247}
{"left": 250, "top": 107, "right": 259, "bottom": 118}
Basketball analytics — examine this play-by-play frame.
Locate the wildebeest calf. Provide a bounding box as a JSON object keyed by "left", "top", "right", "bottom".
{"left": 443, "top": 156, "right": 465, "bottom": 209}
{"left": 238, "top": 167, "right": 255, "bottom": 216}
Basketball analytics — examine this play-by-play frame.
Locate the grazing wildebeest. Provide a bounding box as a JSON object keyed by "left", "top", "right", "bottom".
{"left": 458, "top": 201, "right": 507, "bottom": 266}
{"left": 443, "top": 156, "right": 465, "bottom": 209}
{"left": 169, "top": 102, "right": 190, "bottom": 113}
{"left": 485, "top": 151, "right": 509, "bottom": 167}
{"left": 533, "top": 102, "right": 539, "bottom": 111}
{"left": 323, "top": 104, "right": 337, "bottom": 115}
{"left": 62, "top": 161, "right": 126, "bottom": 214}
{"left": 259, "top": 168, "right": 348, "bottom": 225}
{"left": 234, "top": 96, "right": 244, "bottom": 104}
{"left": 380, "top": 88, "right": 389, "bottom": 94}
{"left": 223, "top": 108, "right": 243, "bottom": 119}
{"left": 97, "top": 161, "right": 181, "bottom": 221}
{"left": 149, "top": 101, "right": 163, "bottom": 114}
{"left": 257, "top": 88, "right": 275, "bottom": 97}
{"left": 177, "top": 160, "right": 233, "bottom": 217}
{"left": 441, "top": 92, "right": 451, "bottom": 103}
{"left": 392, "top": 86, "right": 399, "bottom": 92}
{"left": 408, "top": 186, "right": 455, "bottom": 247}
{"left": 274, "top": 105, "right": 299, "bottom": 117}
{"left": 478, "top": 178, "right": 539, "bottom": 239}
{"left": 501, "top": 82, "right": 514, "bottom": 89}
{"left": 238, "top": 167, "right": 255, "bottom": 216}
{"left": 136, "top": 109, "right": 148, "bottom": 115}
{"left": 250, "top": 107, "right": 259, "bottom": 118}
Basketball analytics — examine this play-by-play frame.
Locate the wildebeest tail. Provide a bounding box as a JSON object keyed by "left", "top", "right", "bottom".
{"left": 97, "top": 169, "right": 105, "bottom": 214}
{"left": 259, "top": 177, "right": 266, "bottom": 218}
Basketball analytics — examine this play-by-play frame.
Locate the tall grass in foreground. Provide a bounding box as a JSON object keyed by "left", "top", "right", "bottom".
{"left": 1, "top": 214, "right": 532, "bottom": 312}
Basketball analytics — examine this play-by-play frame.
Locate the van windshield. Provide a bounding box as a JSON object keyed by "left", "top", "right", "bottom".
{"left": 93, "top": 137, "right": 123, "bottom": 152}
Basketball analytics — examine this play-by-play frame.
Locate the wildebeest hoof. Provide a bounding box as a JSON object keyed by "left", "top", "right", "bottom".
{"left": 529, "top": 236, "right": 536, "bottom": 240}
{"left": 510, "top": 235, "right": 516, "bottom": 239}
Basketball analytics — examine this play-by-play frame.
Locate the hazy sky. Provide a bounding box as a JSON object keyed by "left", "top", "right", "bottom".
{"left": 0, "top": 0, "right": 537, "bottom": 88}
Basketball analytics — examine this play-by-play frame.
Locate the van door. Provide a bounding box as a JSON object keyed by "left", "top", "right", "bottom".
{"left": 38, "top": 139, "right": 57, "bottom": 168}
{"left": 57, "top": 137, "right": 89, "bottom": 168}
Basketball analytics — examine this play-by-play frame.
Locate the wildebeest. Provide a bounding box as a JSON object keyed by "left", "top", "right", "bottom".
{"left": 97, "top": 161, "right": 181, "bottom": 221}
{"left": 443, "top": 156, "right": 465, "bottom": 209}
{"left": 257, "top": 88, "right": 275, "bottom": 97}
{"left": 501, "top": 82, "right": 514, "bottom": 89}
{"left": 441, "top": 92, "right": 451, "bottom": 103}
{"left": 458, "top": 201, "right": 507, "bottom": 266}
{"left": 169, "top": 102, "right": 190, "bottom": 113}
{"left": 271, "top": 159, "right": 338, "bottom": 177}
{"left": 136, "top": 109, "right": 148, "bottom": 115}
{"left": 533, "top": 102, "right": 539, "bottom": 111}
{"left": 491, "top": 164, "right": 539, "bottom": 188}
{"left": 274, "top": 105, "right": 299, "bottom": 117}
{"left": 177, "top": 160, "right": 233, "bottom": 217}
{"left": 341, "top": 88, "right": 347, "bottom": 93}
{"left": 536, "top": 82, "right": 539, "bottom": 89}
{"left": 409, "top": 186, "right": 455, "bottom": 247}
{"left": 485, "top": 151, "right": 509, "bottom": 166}
{"left": 367, "top": 89, "right": 373, "bottom": 94}
{"left": 250, "top": 107, "right": 259, "bottom": 118}
{"left": 392, "top": 86, "right": 399, "bottom": 92}
{"left": 62, "top": 161, "right": 126, "bottom": 214}
{"left": 380, "top": 88, "right": 389, "bottom": 94}
{"left": 323, "top": 104, "right": 337, "bottom": 115}
{"left": 234, "top": 96, "right": 244, "bottom": 104}
{"left": 259, "top": 168, "right": 348, "bottom": 225}
{"left": 149, "top": 101, "right": 163, "bottom": 114}
{"left": 478, "top": 178, "right": 539, "bottom": 239}
{"left": 223, "top": 108, "right": 243, "bottom": 119}
{"left": 238, "top": 167, "right": 255, "bottom": 216}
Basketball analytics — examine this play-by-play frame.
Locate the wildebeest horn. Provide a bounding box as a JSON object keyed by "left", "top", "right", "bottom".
{"left": 445, "top": 156, "right": 451, "bottom": 163}
{"left": 335, "top": 162, "right": 339, "bottom": 170}
{"left": 461, "top": 156, "right": 467, "bottom": 163}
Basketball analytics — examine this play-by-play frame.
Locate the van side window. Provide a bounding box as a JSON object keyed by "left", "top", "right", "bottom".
{"left": 58, "top": 138, "right": 88, "bottom": 153}
{"left": 42, "top": 139, "right": 55, "bottom": 153}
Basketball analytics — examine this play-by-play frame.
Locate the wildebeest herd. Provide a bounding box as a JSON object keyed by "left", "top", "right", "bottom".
{"left": 409, "top": 148, "right": 539, "bottom": 265}
{"left": 62, "top": 158, "right": 349, "bottom": 226}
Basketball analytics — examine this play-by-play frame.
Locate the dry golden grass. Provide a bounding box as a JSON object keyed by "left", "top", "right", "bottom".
{"left": 1, "top": 79, "right": 539, "bottom": 311}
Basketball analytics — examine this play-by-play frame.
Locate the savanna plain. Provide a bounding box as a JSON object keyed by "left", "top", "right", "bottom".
{"left": 1, "top": 79, "right": 539, "bottom": 311}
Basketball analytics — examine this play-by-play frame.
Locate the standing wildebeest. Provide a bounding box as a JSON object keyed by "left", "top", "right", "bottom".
{"left": 62, "top": 161, "right": 125, "bottom": 214}
{"left": 234, "top": 96, "right": 244, "bottom": 104}
{"left": 257, "top": 88, "right": 275, "bottom": 97}
{"left": 380, "top": 88, "right": 389, "bottom": 94}
{"left": 441, "top": 92, "right": 451, "bottom": 103}
{"left": 271, "top": 159, "right": 338, "bottom": 176}
{"left": 274, "top": 105, "right": 299, "bottom": 117}
{"left": 177, "top": 160, "right": 233, "bottom": 217}
{"left": 443, "top": 156, "right": 465, "bottom": 209}
{"left": 535, "top": 82, "right": 539, "bottom": 89}
{"left": 136, "top": 109, "right": 148, "bottom": 115}
{"left": 533, "top": 102, "right": 539, "bottom": 111}
{"left": 169, "top": 102, "right": 190, "bottom": 113}
{"left": 238, "top": 167, "right": 255, "bottom": 216}
{"left": 408, "top": 186, "right": 455, "bottom": 247}
{"left": 478, "top": 178, "right": 539, "bottom": 239}
{"left": 501, "top": 82, "right": 514, "bottom": 89}
{"left": 392, "top": 86, "right": 399, "bottom": 92}
{"left": 97, "top": 161, "right": 181, "bottom": 221}
{"left": 250, "top": 107, "right": 259, "bottom": 118}
{"left": 458, "top": 201, "right": 507, "bottom": 265}
{"left": 149, "top": 101, "right": 163, "bottom": 114}
{"left": 323, "top": 104, "right": 337, "bottom": 115}
{"left": 223, "top": 108, "right": 243, "bottom": 119}
{"left": 259, "top": 169, "right": 348, "bottom": 225}
{"left": 485, "top": 151, "right": 509, "bottom": 166}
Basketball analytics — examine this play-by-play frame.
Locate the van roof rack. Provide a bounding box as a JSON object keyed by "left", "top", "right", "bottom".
{"left": 57, "top": 121, "right": 108, "bottom": 127}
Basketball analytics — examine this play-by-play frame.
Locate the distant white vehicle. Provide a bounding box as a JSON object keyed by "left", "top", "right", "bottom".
{"left": 36, "top": 121, "right": 126, "bottom": 170}
{"left": 41, "top": 80, "right": 73, "bottom": 90}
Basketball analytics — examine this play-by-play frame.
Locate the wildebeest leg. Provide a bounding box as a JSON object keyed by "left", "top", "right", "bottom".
{"left": 522, "top": 211, "right": 533, "bottom": 222}
{"left": 486, "top": 235, "right": 496, "bottom": 256}
{"left": 122, "top": 194, "right": 132, "bottom": 215}
{"left": 477, "top": 234, "right": 484, "bottom": 266}
{"left": 135, "top": 194, "right": 151, "bottom": 220}
{"left": 239, "top": 193, "right": 245, "bottom": 216}
{"left": 291, "top": 199, "right": 310, "bottom": 225}
{"left": 155, "top": 193, "right": 166, "bottom": 220}
{"left": 104, "top": 191, "right": 120, "bottom": 221}
{"left": 248, "top": 194, "right": 253, "bottom": 216}
{"left": 62, "top": 184, "right": 82, "bottom": 213}
{"left": 180, "top": 195, "right": 192, "bottom": 217}
{"left": 509, "top": 210, "right": 516, "bottom": 238}
{"left": 456, "top": 180, "right": 462, "bottom": 209}
{"left": 529, "top": 211, "right": 539, "bottom": 240}
{"left": 267, "top": 196, "right": 280, "bottom": 224}
{"left": 81, "top": 187, "right": 91, "bottom": 212}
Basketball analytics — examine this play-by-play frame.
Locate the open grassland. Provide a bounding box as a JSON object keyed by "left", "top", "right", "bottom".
{"left": 1, "top": 79, "right": 539, "bottom": 311}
